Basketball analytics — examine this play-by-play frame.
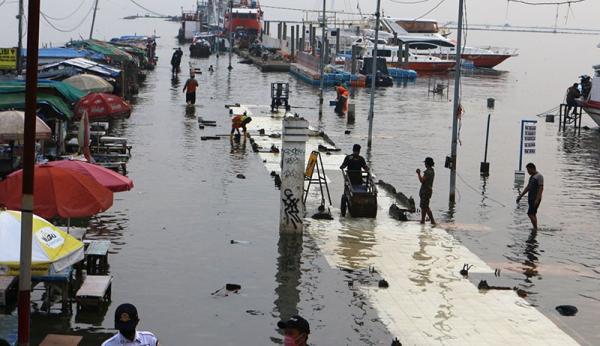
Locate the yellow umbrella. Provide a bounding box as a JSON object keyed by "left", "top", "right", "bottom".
{"left": 0, "top": 210, "right": 84, "bottom": 276}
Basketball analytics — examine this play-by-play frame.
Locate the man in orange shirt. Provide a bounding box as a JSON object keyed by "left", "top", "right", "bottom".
{"left": 183, "top": 74, "right": 199, "bottom": 105}
{"left": 334, "top": 83, "right": 349, "bottom": 116}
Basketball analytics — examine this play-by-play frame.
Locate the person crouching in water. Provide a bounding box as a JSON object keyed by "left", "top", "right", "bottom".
{"left": 334, "top": 82, "right": 349, "bottom": 116}
{"left": 230, "top": 112, "right": 252, "bottom": 139}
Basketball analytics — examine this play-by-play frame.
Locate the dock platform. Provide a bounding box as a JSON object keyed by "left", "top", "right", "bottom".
{"left": 242, "top": 108, "right": 580, "bottom": 345}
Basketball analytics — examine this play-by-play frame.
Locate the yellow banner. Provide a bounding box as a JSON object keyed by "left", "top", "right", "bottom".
{"left": 305, "top": 151, "right": 318, "bottom": 178}
{"left": 0, "top": 48, "right": 17, "bottom": 70}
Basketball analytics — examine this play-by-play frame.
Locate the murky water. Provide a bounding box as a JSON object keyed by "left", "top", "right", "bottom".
{"left": 1, "top": 16, "right": 600, "bottom": 345}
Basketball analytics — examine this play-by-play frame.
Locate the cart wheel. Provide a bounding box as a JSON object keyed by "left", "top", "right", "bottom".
{"left": 340, "top": 194, "right": 348, "bottom": 217}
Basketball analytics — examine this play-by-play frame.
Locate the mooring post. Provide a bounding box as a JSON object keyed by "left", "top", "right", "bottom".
{"left": 291, "top": 26, "right": 295, "bottom": 58}
{"left": 301, "top": 24, "right": 306, "bottom": 51}
{"left": 277, "top": 22, "right": 282, "bottom": 40}
{"left": 283, "top": 22, "right": 287, "bottom": 40}
{"left": 280, "top": 116, "right": 309, "bottom": 234}
{"left": 348, "top": 103, "right": 355, "bottom": 124}
{"left": 480, "top": 113, "right": 491, "bottom": 176}
{"left": 311, "top": 26, "right": 317, "bottom": 56}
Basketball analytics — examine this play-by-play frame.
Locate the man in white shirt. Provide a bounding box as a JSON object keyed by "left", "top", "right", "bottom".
{"left": 102, "top": 303, "right": 159, "bottom": 346}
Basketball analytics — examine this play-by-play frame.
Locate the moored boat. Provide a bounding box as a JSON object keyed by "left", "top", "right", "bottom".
{"left": 580, "top": 64, "right": 600, "bottom": 126}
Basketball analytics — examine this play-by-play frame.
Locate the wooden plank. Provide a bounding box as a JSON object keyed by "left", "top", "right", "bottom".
{"left": 85, "top": 240, "right": 111, "bottom": 256}
{"left": 0, "top": 276, "right": 16, "bottom": 305}
{"left": 76, "top": 275, "right": 112, "bottom": 299}
{"left": 40, "top": 334, "right": 82, "bottom": 346}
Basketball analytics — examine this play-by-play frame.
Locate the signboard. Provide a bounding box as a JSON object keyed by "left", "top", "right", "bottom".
{"left": 305, "top": 151, "right": 318, "bottom": 178}
{"left": 523, "top": 123, "right": 536, "bottom": 154}
{"left": 0, "top": 48, "right": 17, "bottom": 70}
{"left": 518, "top": 119, "right": 537, "bottom": 172}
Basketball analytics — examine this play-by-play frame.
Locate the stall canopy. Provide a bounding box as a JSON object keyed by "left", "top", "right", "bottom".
{"left": 0, "top": 93, "right": 74, "bottom": 121}
{"left": 21, "top": 47, "right": 105, "bottom": 65}
{"left": 67, "top": 39, "right": 137, "bottom": 65}
{"left": 0, "top": 110, "right": 52, "bottom": 143}
{"left": 0, "top": 80, "right": 85, "bottom": 104}
{"left": 39, "top": 58, "right": 121, "bottom": 80}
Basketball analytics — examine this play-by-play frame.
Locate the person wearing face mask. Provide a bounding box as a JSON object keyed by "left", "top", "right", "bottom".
{"left": 277, "top": 315, "right": 310, "bottom": 346}
{"left": 102, "top": 303, "right": 159, "bottom": 346}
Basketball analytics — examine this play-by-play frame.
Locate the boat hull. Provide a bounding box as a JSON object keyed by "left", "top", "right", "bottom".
{"left": 390, "top": 61, "right": 455, "bottom": 73}
{"left": 581, "top": 100, "right": 600, "bottom": 127}
{"left": 461, "top": 54, "right": 512, "bottom": 68}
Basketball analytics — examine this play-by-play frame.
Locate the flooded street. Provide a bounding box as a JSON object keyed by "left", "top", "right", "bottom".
{"left": 1, "top": 13, "right": 600, "bottom": 345}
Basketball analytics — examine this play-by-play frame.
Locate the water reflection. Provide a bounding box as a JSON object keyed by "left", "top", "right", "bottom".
{"left": 335, "top": 220, "right": 376, "bottom": 270}
{"left": 274, "top": 234, "right": 303, "bottom": 322}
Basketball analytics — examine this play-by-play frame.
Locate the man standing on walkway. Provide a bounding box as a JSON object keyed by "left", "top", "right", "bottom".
{"left": 278, "top": 315, "right": 310, "bottom": 346}
{"left": 517, "top": 162, "right": 544, "bottom": 230}
{"left": 416, "top": 157, "right": 436, "bottom": 225}
{"left": 183, "top": 73, "right": 199, "bottom": 105}
{"left": 102, "top": 303, "right": 159, "bottom": 346}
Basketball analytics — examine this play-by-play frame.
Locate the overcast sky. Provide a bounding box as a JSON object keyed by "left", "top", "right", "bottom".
{"left": 1, "top": 0, "right": 599, "bottom": 46}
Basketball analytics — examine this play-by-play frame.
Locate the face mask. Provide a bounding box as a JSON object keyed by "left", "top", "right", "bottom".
{"left": 284, "top": 335, "right": 297, "bottom": 346}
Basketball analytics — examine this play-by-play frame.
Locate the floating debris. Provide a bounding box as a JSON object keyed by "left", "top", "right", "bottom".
{"left": 378, "top": 279, "right": 389, "bottom": 288}
{"left": 201, "top": 136, "right": 220, "bottom": 141}
{"left": 556, "top": 305, "right": 578, "bottom": 316}
{"left": 460, "top": 264, "right": 473, "bottom": 278}
{"left": 236, "top": 173, "right": 246, "bottom": 179}
{"left": 344, "top": 130, "right": 351, "bottom": 135}
{"left": 391, "top": 337, "right": 402, "bottom": 346}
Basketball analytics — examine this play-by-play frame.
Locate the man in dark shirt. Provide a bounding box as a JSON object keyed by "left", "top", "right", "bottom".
{"left": 340, "top": 144, "right": 369, "bottom": 186}
{"left": 416, "top": 157, "right": 436, "bottom": 225}
{"left": 566, "top": 83, "right": 581, "bottom": 115}
{"left": 517, "top": 162, "right": 544, "bottom": 230}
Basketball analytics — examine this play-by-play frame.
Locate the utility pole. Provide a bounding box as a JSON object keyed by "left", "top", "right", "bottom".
{"left": 17, "top": 0, "right": 24, "bottom": 74}
{"left": 367, "top": 0, "right": 381, "bottom": 149}
{"left": 228, "top": 0, "right": 233, "bottom": 70}
{"left": 318, "top": 0, "right": 326, "bottom": 106}
{"left": 449, "top": 0, "right": 464, "bottom": 204}
{"left": 18, "top": 0, "right": 41, "bottom": 344}
{"left": 89, "top": 0, "right": 99, "bottom": 39}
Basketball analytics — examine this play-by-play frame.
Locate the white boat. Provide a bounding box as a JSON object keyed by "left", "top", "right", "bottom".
{"left": 379, "top": 18, "right": 518, "bottom": 68}
{"left": 580, "top": 64, "right": 600, "bottom": 126}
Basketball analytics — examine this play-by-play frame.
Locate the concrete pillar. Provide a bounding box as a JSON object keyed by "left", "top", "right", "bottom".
{"left": 280, "top": 116, "right": 309, "bottom": 234}
{"left": 335, "top": 28, "right": 340, "bottom": 55}
{"left": 283, "top": 22, "right": 287, "bottom": 40}
{"left": 301, "top": 24, "right": 306, "bottom": 51}
{"left": 291, "top": 26, "right": 295, "bottom": 58}
{"left": 277, "top": 22, "right": 282, "bottom": 40}
{"left": 309, "top": 24, "right": 314, "bottom": 55}
{"left": 347, "top": 103, "right": 355, "bottom": 124}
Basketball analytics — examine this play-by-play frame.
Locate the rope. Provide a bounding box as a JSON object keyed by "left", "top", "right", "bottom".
{"left": 42, "top": 0, "right": 88, "bottom": 20}
{"left": 128, "top": 0, "right": 168, "bottom": 17}
{"left": 388, "top": 0, "right": 433, "bottom": 4}
{"left": 412, "top": 0, "right": 447, "bottom": 21}
{"left": 456, "top": 172, "right": 508, "bottom": 207}
{"left": 507, "top": 0, "right": 586, "bottom": 5}
{"left": 40, "top": 1, "right": 95, "bottom": 33}
{"left": 261, "top": 4, "right": 364, "bottom": 16}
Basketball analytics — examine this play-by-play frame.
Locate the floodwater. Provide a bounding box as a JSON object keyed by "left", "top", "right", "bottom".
{"left": 1, "top": 17, "right": 600, "bottom": 345}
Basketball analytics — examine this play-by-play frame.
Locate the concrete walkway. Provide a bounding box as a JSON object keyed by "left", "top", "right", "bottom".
{"left": 246, "top": 111, "right": 580, "bottom": 345}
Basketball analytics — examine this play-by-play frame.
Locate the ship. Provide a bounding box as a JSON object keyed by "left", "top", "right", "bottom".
{"left": 178, "top": 0, "right": 227, "bottom": 43}
{"left": 224, "top": 0, "right": 263, "bottom": 47}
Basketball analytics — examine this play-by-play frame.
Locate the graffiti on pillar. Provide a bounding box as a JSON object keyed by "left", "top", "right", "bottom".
{"left": 281, "top": 147, "right": 304, "bottom": 180}
{"left": 282, "top": 188, "right": 302, "bottom": 229}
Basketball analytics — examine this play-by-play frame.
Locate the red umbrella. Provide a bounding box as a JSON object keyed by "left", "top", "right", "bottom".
{"left": 74, "top": 92, "right": 131, "bottom": 120}
{"left": 45, "top": 160, "right": 134, "bottom": 192}
{"left": 0, "top": 165, "right": 113, "bottom": 219}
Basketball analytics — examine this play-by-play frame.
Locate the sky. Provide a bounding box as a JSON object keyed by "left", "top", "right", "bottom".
{"left": 1, "top": 0, "right": 599, "bottom": 46}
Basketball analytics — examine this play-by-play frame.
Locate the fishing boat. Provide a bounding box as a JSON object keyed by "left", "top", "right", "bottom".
{"left": 190, "top": 35, "right": 212, "bottom": 58}
{"left": 178, "top": 0, "right": 226, "bottom": 43}
{"left": 380, "top": 18, "right": 518, "bottom": 69}
{"left": 580, "top": 64, "right": 600, "bottom": 126}
{"left": 224, "top": 0, "right": 262, "bottom": 47}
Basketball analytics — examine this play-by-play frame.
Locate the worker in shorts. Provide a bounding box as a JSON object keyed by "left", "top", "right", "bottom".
{"left": 183, "top": 73, "right": 199, "bottom": 105}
